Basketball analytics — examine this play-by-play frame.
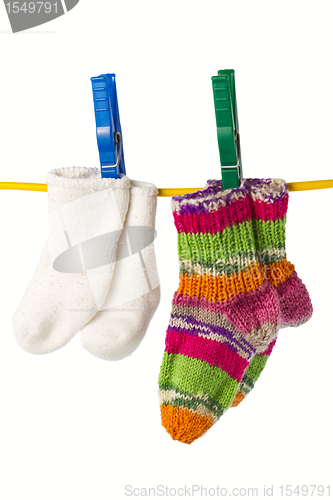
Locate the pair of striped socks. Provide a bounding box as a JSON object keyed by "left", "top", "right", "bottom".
{"left": 158, "top": 178, "right": 312, "bottom": 444}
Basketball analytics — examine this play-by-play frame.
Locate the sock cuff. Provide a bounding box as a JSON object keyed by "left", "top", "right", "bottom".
{"left": 46, "top": 167, "right": 131, "bottom": 191}
{"left": 172, "top": 178, "right": 289, "bottom": 237}
{"left": 130, "top": 179, "right": 159, "bottom": 196}
{"left": 213, "top": 178, "right": 290, "bottom": 223}
{"left": 172, "top": 178, "right": 288, "bottom": 215}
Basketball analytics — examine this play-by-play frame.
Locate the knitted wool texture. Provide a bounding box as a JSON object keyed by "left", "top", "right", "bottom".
{"left": 158, "top": 179, "right": 285, "bottom": 444}
{"left": 200, "top": 178, "right": 315, "bottom": 407}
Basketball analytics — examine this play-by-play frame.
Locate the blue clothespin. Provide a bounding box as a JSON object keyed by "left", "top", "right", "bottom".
{"left": 211, "top": 69, "right": 242, "bottom": 190}
{"left": 91, "top": 73, "right": 126, "bottom": 178}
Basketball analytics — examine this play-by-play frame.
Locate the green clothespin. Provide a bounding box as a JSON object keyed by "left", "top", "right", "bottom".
{"left": 212, "top": 69, "right": 243, "bottom": 190}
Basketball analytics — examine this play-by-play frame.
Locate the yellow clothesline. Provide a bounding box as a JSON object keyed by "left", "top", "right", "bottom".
{"left": 0, "top": 179, "right": 333, "bottom": 196}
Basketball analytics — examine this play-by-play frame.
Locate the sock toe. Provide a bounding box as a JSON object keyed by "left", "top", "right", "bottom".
{"left": 160, "top": 405, "right": 213, "bottom": 444}
{"left": 230, "top": 391, "right": 245, "bottom": 407}
{"left": 81, "top": 329, "right": 131, "bottom": 361}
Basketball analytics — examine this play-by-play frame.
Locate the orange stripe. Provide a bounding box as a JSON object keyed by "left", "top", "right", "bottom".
{"left": 177, "top": 264, "right": 265, "bottom": 303}
{"left": 231, "top": 391, "right": 245, "bottom": 407}
{"left": 160, "top": 404, "right": 213, "bottom": 444}
{"left": 266, "top": 259, "right": 295, "bottom": 286}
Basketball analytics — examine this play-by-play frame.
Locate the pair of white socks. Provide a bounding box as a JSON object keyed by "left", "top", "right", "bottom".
{"left": 13, "top": 167, "right": 160, "bottom": 360}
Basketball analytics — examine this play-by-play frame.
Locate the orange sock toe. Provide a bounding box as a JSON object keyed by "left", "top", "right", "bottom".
{"left": 230, "top": 391, "right": 246, "bottom": 407}
{"left": 160, "top": 405, "right": 213, "bottom": 444}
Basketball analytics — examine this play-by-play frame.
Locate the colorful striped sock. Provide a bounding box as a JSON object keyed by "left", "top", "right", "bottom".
{"left": 248, "top": 178, "right": 313, "bottom": 327}
{"left": 158, "top": 180, "right": 282, "bottom": 444}
{"left": 201, "top": 178, "right": 313, "bottom": 407}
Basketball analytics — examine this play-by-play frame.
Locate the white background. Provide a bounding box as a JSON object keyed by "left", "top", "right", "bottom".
{"left": 0, "top": 1, "right": 333, "bottom": 499}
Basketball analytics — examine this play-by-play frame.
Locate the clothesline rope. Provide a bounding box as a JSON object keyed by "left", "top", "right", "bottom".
{"left": 0, "top": 179, "right": 333, "bottom": 196}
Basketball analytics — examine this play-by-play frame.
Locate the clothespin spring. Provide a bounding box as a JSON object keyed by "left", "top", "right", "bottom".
{"left": 101, "top": 132, "right": 122, "bottom": 171}
{"left": 221, "top": 130, "right": 241, "bottom": 174}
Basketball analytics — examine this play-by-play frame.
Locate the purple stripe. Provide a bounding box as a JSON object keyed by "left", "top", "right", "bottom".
{"left": 169, "top": 313, "right": 256, "bottom": 357}
{"left": 172, "top": 180, "right": 248, "bottom": 205}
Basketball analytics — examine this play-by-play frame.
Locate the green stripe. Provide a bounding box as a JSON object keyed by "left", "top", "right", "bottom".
{"left": 238, "top": 374, "right": 254, "bottom": 394}
{"left": 178, "top": 219, "right": 286, "bottom": 267}
{"left": 159, "top": 385, "right": 226, "bottom": 418}
{"left": 178, "top": 219, "right": 285, "bottom": 276}
{"left": 253, "top": 219, "right": 286, "bottom": 253}
{"left": 178, "top": 220, "right": 257, "bottom": 263}
{"left": 158, "top": 352, "right": 239, "bottom": 408}
{"left": 246, "top": 354, "right": 270, "bottom": 382}
{"left": 237, "top": 353, "right": 270, "bottom": 396}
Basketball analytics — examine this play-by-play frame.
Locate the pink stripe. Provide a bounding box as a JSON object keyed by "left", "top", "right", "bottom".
{"left": 173, "top": 196, "right": 252, "bottom": 234}
{"left": 253, "top": 195, "right": 288, "bottom": 222}
{"left": 165, "top": 329, "right": 249, "bottom": 382}
{"left": 172, "top": 280, "right": 280, "bottom": 334}
{"left": 173, "top": 195, "right": 289, "bottom": 234}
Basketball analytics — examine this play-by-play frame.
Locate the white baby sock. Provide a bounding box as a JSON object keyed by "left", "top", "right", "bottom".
{"left": 80, "top": 180, "right": 160, "bottom": 360}
{"left": 13, "top": 167, "right": 130, "bottom": 354}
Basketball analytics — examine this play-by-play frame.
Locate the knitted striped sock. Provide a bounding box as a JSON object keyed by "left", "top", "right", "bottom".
{"left": 158, "top": 180, "right": 281, "bottom": 444}
{"left": 217, "top": 178, "right": 313, "bottom": 407}
{"left": 251, "top": 180, "right": 313, "bottom": 327}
